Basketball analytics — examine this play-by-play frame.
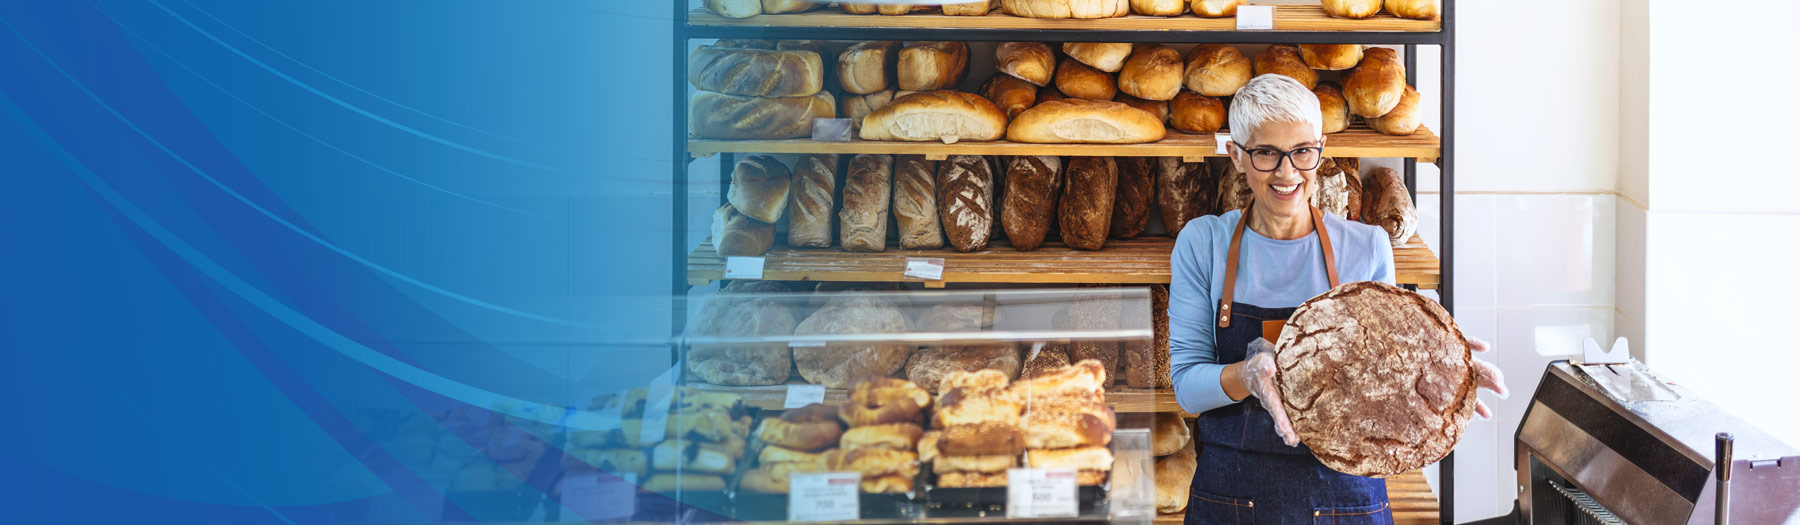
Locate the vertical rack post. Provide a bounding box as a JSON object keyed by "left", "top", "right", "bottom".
{"left": 1403, "top": 44, "right": 1418, "bottom": 199}
{"left": 670, "top": 3, "right": 690, "bottom": 346}
{"left": 1438, "top": 1, "right": 1457, "bottom": 523}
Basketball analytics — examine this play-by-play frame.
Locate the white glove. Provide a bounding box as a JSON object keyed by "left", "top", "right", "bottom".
{"left": 1468, "top": 337, "right": 1509, "bottom": 420}
{"left": 1241, "top": 338, "right": 1300, "bottom": 447}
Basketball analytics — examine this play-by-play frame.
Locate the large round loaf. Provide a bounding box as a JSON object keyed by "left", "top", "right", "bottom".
{"left": 1274, "top": 281, "right": 1478, "bottom": 477}
{"left": 860, "top": 91, "right": 1007, "bottom": 144}
{"left": 1183, "top": 44, "right": 1251, "bottom": 97}
{"left": 688, "top": 281, "right": 797, "bottom": 386}
{"left": 792, "top": 295, "right": 914, "bottom": 388}
{"left": 1118, "top": 44, "right": 1184, "bottom": 101}
{"left": 1003, "top": 0, "right": 1129, "bottom": 19}
{"left": 1007, "top": 99, "right": 1166, "bottom": 144}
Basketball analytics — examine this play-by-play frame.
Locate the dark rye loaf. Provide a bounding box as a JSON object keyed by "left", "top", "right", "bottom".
{"left": 1274, "top": 281, "right": 1478, "bottom": 477}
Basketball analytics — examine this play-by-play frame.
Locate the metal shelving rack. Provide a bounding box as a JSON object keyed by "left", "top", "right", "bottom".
{"left": 670, "top": 2, "right": 1457, "bottom": 522}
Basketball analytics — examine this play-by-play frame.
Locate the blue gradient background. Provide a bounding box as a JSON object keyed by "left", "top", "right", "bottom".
{"left": 1, "top": 1, "right": 688, "bottom": 522}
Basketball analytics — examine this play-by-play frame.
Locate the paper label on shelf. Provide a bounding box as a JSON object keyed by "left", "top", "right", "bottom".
{"left": 903, "top": 257, "right": 945, "bottom": 280}
{"left": 1236, "top": 5, "right": 1275, "bottom": 30}
{"left": 558, "top": 472, "right": 636, "bottom": 521}
{"left": 1214, "top": 133, "right": 1232, "bottom": 155}
{"left": 788, "top": 472, "right": 860, "bottom": 522}
{"left": 784, "top": 384, "right": 827, "bottom": 409}
{"left": 723, "top": 256, "right": 764, "bottom": 280}
{"left": 1007, "top": 468, "right": 1079, "bottom": 519}
{"left": 811, "top": 118, "right": 853, "bottom": 142}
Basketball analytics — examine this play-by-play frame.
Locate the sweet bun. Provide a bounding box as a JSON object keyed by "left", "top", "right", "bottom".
{"left": 1299, "top": 44, "right": 1363, "bottom": 71}
{"left": 1320, "top": 0, "right": 1382, "bottom": 18}
{"left": 1343, "top": 47, "right": 1406, "bottom": 118}
{"left": 1367, "top": 84, "right": 1422, "bottom": 136}
{"left": 1314, "top": 82, "right": 1351, "bottom": 134}
{"left": 1254, "top": 45, "right": 1318, "bottom": 90}
{"left": 1169, "top": 91, "right": 1225, "bottom": 133}
{"left": 1182, "top": 44, "right": 1252, "bottom": 97}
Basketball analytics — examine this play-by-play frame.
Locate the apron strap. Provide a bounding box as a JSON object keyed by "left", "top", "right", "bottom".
{"left": 1217, "top": 205, "right": 1341, "bottom": 329}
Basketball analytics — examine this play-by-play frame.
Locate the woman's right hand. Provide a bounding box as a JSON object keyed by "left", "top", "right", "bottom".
{"left": 1239, "top": 338, "right": 1301, "bottom": 447}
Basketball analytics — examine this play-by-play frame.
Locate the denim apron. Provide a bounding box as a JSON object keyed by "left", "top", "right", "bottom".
{"left": 1185, "top": 207, "right": 1394, "bottom": 524}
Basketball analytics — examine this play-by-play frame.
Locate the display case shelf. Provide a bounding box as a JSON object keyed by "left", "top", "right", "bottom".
{"left": 688, "top": 380, "right": 1186, "bottom": 414}
{"left": 688, "top": 234, "right": 1439, "bottom": 289}
{"left": 686, "top": 6, "right": 1442, "bottom": 44}
{"left": 1151, "top": 469, "right": 1440, "bottom": 524}
{"left": 691, "top": 127, "right": 1440, "bottom": 163}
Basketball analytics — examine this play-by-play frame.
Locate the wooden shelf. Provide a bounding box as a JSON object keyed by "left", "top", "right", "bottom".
{"left": 690, "top": 380, "right": 1184, "bottom": 413}
{"left": 688, "top": 6, "right": 1440, "bottom": 33}
{"left": 691, "top": 127, "right": 1440, "bottom": 163}
{"left": 1155, "top": 469, "right": 1439, "bottom": 524}
{"left": 688, "top": 234, "right": 1439, "bottom": 289}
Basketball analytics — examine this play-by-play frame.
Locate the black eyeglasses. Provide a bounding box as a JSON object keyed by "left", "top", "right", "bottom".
{"left": 1232, "top": 142, "right": 1324, "bottom": 172}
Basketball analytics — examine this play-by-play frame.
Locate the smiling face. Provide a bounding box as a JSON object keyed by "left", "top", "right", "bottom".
{"left": 1229, "top": 120, "right": 1324, "bottom": 225}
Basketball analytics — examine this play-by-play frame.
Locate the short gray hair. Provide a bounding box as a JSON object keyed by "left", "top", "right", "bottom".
{"left": 1227, "top": 74, "right": 1323, "bottom": 145}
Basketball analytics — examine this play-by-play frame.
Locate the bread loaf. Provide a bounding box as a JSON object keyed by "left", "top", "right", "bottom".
{"left": 1214, "top": 159, "right": 1252, "bottom": 212}
{"left": 787, "top": 155, "right": 838, "bottom": 248}
{"left": 1320, "top": 0, "right": 1382, "bottom": 18}
{"left": 1311, "top": 157, "right": 1356, "bottom": 220}
{"left": 1169, "top": 91, "right": 1226, "bottom": 133}
{"left": 1367, "top": 84, "right": 1422, "bottom": 136}
{"left": 1182, "top": 44, "right": 1251, "bottom": 97}
{"left": 728, "top": 155, "right": 792, "bottom": 223}
{"left": 793, "top": 295, "right": 914, "bottom": 388}
{"left": 1156, "top": 158, "right": 1213, "bottom": 238}
{"left": 1054, "top": 59, "right": 1117, "bottom": 101}
{"left": 1008, "top": 100, "right": 1166, "bottom": 144}
{"left": 1062, "top": 43, "right": 1133, "bottom": 73}
{"left": 934, "top": 422, "right": 1027, "bottom": 456}
{"left": 689, "top": 46, "right": 824, "bottom": 97}
{"left": 995, "top": 42, "right": 1056, "bottom": 86}
{"left": 1254, "top": 45, "right": 1318, "bottom": 90}
{"left": 1037, "top": 85, "right": 1066, "bottom": 104}
{"left": 881, "top": 3, "right": 935, "bottom": 15}
{"left": 840, "top": 90, "right": 897, "bottom": 132}
{"left": 942, "top": 0, "right": 1000, "bottom": 15}
{"left": 1276, "top": 281, "right": 1476, "bottom": 477}
{"left": 982, "top": 73, "right": 1038, "bottom": 119}
{"left": 689, "top": 91, "right": 835, "bottom": 139}
{"left": 898, "top": 42, "right": 969, "bottom": 91}
{"left": 1131, "top": 0, "right": 1185, "bottom": 16}
{"left": 893, "top": 155, "right": 944, "bottom": 249}
{"left": 1299, "top": 44, "right": 1363, "bottom": 71}
{"left": 1190, "top": 0, "right": 1243, "bottom": 17}
{"left": 1359, "top": 166, "right": 1416, "bottom": 247}
{"left": 1124, "top": 284, "right": 1172, "bottom": 388}
{"left": 838, "top": 41, "right": 899, "bottom": 94}
{"left": 715, "top": 39, "right": 775, "bottom": 49}
{"left": 1108, "top": 157, "right": 1154, "bottom": 239}
{"left": 704, "top": 0, "right": 761, "bottom": 18}
{"left": 1314, "top": 82, "right": 1351, "bottom": 134}
{"left": 1343, "top": 47, "right": 1405, "bottom": 118}
{"left": 840, "top": 2, "right": 878, "bottom": 14}
{"left": 1003, "top": 0, "right": 1129, "bottom": 18}
{"left": 1341, "top": 158, "right": 1364, "bottom": 221}
{"left": 1112, "top": 93, "right": 1169, "bottom": 124}
{"left": 1021, "top": 404, "right": 1115, "bottom": 448}
{"left": 688, "top": 281, "right": 797, "bottom": 386}
{"left": 860, "top": 91, "right": 1007, "bottom": 144}
{"left": 840, "top": 154, "right": 894, "bottom": 252}
{"left": 1000, "top": 155, "right": 1061, "bottom": 251}
{"left": 762, "top": 0, "right": 824, "bottom": 13}
{"left": 1154, "top": 443, "right": 1197, "bottom": 513}
{"left": 937, "top": 155, "right": 997, "bottom": 252}
{"left": 712, "top": 204, "right": 774, "bottom": 256}
{"left": 1021, "top": 340, "right": 1073, "bottom": 379}
{"left": 1386, "top": 0, "right": 1440, "bottom": 20}
{"left": 933, "top": 453, "right": 1018, "bottom": 473}
{"left": 906, "top": 345, "right": 1021, "bottom": 394}
{"left": 1118, "top": 44, "right": 1184, "bottom": 101}
{"left": 1058, "top": 156, "right": 1118, "bottom": 250}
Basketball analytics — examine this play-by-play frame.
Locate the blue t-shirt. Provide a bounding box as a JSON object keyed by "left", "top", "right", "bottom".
{"left": 1168, "top": 209, "right": 1396, "bottom": 415}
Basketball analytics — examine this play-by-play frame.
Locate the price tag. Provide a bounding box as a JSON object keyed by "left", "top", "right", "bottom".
{"left": 1235, "top": 5, "right": 1275, "bottom": 30}
{"left": 1007, "top": 468, "right": 1079, "bottom": 519}
{"left": 904, "top": 257, "right": 945, "bottom": 280}
{"left": 811, "top": 118, "right": 853, "bottom": 142}
{"left": 789, "top": 472, "right": 860, "bottom": 522}
{"left": 723, "top": 256, "right": 765, "bottom": 279}
{"left": 784, "top": 384, "right": 827, "bottom": 409}
{"left": 1214, "top": 133, "right": 1232, "bottom": 155}
{"left": 559, "top": 472, "right": 637, "bottom": 521}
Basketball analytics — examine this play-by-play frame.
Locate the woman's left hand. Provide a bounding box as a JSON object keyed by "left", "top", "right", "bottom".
{"left": 1467, "top": 338, "right": 1508, "bottom": 420}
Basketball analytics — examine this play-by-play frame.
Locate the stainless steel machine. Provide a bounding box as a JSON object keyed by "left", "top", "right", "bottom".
{"left": 1515, "top": 360, "right": 1800, "bottom": 524}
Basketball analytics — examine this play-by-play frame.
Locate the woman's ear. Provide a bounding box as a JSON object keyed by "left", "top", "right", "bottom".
{"left": 1224, "top": 140, "right": 1250, "bottom": 175}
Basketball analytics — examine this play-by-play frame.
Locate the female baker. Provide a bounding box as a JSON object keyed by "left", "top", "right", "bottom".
{"left": 1169, "top": 74, "right": 1505, "bottom": 523}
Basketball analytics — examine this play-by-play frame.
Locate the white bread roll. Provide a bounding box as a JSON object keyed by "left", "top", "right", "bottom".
{"left": 1169, "top": 91, "right": 1225, "bottom": 133}
{"left": 995, "top": 42, "right": 1056, "bottom": 86}
{"left": 1062, "top": 42, "right": 1133, "bottom": 73}
{"left": 838, "top": 41, "right": 899, "bottom": 95}
{"left": 1131, "top": 0, "right": 1184, "bottom": 16}
{"left": 1367, "top": 85, "right": 1421, "bottom": 136}
{"left": 761, "top": 0, "right": 822, "bottom": 14}
{"left": 860, "top": 91, "right": 1008, "bottom": 144}
{"left": 1190, "top": 0, "right": 1242, "bottom": 17}
{"left": 1343, "top": 47, "right": 1405, "bottom": 117}
{"left": 1385, "top": 0, "right": 1439, "bottom": 20}
{"left": 1314, "top": 82, "right": 1351, "bottom": 134}
{"left": 1055, "top": 59, "right": 1118, "bottom": 101}
{"left": 705, "top": 0, "right": 761, "bottom": 18}
{"left": 1006, "top": 99, "right": 1166, "bottom": 144}
{"left": 1117, "top": 44, "right": 1184, "bottom": 102}
{"left": 898, "top": 42, "right": 970, "bottom": 91}
{"left": 1254, "top": 45, "right": 1318, "bottom": 90}
{"left": 1298, "top": 44, "right": 1363, "bottom": 71}
{"left": 943, "top": 0, "right": 1000, "bottom": 15}
{"left": 1002, "top": 0, "right": 1129, "bottom": 18}
{"left": 1320, "top": 0, "right": 1382, "bottom": 18}
{"left": 1182, "top": 44, "right": 1251, "bottom": 97}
